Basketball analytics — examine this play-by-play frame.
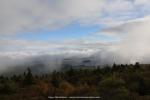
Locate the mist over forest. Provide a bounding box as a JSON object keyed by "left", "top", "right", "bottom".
{"left": 1, "top": 0, "right": 150, "bottom": 100}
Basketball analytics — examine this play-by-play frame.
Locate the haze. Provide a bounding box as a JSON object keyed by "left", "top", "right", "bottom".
{"left": 0, "top": 0, "right": 150, "bottom": 73}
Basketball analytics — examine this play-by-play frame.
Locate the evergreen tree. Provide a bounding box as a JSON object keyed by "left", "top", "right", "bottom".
{"left": 134, "top": 62, "right": 140, "bottom": 69}
{"left": 24, "top": 68, "right": 34, "bottom": 85}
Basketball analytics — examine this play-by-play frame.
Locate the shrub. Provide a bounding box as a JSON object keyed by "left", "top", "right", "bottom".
{"left": 98, "top": 75, "right": 129, "bottom": 100}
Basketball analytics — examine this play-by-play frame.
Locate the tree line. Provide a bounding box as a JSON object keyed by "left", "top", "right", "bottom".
{"left": 0, "top": 62, "right": 150, "bottom": 100}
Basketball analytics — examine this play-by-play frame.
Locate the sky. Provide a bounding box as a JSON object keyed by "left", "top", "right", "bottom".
{"left": 0, "top": 0, "right": 150, "bottom": 72}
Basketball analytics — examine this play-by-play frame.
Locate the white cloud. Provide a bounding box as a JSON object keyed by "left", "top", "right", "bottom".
{"left": 0, "top": 0, "right": 104, "bottom": 35}
{"left": 0, "top": 0, "right": 149, "bottom": 35}
{"left": 100, "top": 16, "right": 150, "bottom": 63}
{"left": 0, "top": 38, "right": 109, "bottom": 56}
{"left": 0, "top": 37, "right": 114, "bottom": 72}
{"left": 134, "top": 0, "right": 149, "bottom": 5}
{"left": 0, "top": 0, "right": 150, "bottom": 72}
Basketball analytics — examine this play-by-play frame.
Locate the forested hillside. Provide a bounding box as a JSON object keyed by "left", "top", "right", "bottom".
{"left": 0, "top": 62, "right": 150, "bottom": 100}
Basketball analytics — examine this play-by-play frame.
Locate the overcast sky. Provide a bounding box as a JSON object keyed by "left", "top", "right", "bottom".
{"left": 0, "top": 0, "right": 150, "bottom": 71}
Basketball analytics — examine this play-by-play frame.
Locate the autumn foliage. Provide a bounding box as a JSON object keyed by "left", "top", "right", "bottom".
{"left": 0, "top": 62, "right": 150, "bottom": 100}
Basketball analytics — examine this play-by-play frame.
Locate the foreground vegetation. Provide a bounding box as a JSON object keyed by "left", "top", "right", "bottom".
{"left": 0, "top": 62, "right": 150, "bottom": 100}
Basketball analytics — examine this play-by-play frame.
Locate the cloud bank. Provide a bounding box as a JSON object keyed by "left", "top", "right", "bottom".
{"left": 1, "top": 0, "right": 150, "bottom": 35}
{"left": 0, "top": 0, "right": 150, "bottom": 73}
{"left": 101, "top": 16, "right": 150, "bottom": 64}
